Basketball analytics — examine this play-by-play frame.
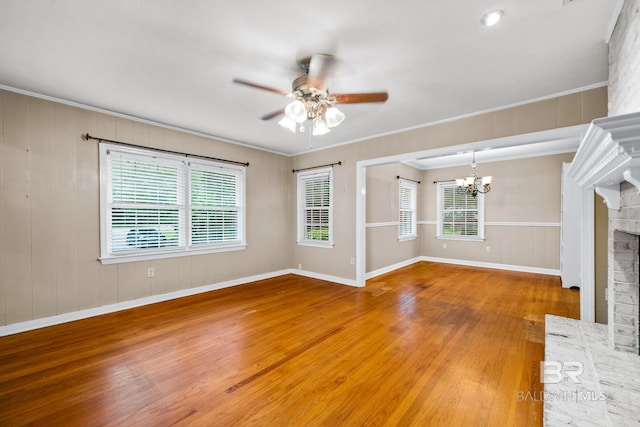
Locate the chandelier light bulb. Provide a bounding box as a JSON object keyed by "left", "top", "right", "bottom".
{"left": 285, "top": 100, "right": 307, "bottom": 123}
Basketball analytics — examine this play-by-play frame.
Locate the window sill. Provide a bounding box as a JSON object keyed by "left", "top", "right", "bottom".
{"left": 99, "top": 244, "right": 247, "bottom": 265}
{"left": 297, "top": 241, "right": 333, "bottom": 249}
{"left": 436, "top": 235, "right": 485, "bottom": 242}
{"left": 398, "top": 235, "right": 417, "bottom": 242}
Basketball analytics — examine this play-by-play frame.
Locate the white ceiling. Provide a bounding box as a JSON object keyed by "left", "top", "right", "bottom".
{"left": 0, "top": 0, "right": 620, "bottom": 156}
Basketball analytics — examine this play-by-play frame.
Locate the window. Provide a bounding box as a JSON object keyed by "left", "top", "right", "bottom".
{"left": 437, "top": 181, "right": 484, "bottom": 240}
{"left": 99, "top": 143, "right": 245, "bottom": 264}
{"left": 297, "top": 168, "right": 333, "bottom": 247}
{"left": 398, "top": 179, "right": 417, "bottom": 240}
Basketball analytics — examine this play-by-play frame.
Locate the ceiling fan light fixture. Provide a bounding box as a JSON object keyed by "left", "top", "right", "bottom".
{"left": 324, "top": 106, "right": 345, "bottom": 128}
{"left": 278, "top": 116, "right": 297, "bottom": 133}
{"left": 481, "top": 10, "right": 503, "bottom": 27}
{"left": 312, "top": 117, "right": 330, "bottom": 136}
{"left": 285, "top": 100, "right": 307, "bottom": 123}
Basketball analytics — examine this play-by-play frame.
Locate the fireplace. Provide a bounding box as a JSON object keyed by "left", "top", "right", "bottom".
{"left": 609, "top": 184, "right": 640, "bottom": 354}
{"left": 545, "top": 113, "right": 640, "bottom": 424}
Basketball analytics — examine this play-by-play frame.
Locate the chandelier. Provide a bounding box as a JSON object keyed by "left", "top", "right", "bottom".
{"left": 277, "top": 86, "right": 345, "bottom": 136}
{"left": 456, "top": 152, "right": 492, "bottom": 197}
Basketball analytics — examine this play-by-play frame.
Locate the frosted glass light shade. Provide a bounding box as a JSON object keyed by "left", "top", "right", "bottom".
{"left": 278, "top": 116, "right": 297, "bottom": 133}
{"left": 482, "top": 176, "right": 492, "bottom": 185}
{"left": 285, "top": 100, "right": 307, "bottom": 123}
{"left": 456, "top": 179, "right": 465, "bottom": 186}
{"left": 325, "top": 107, "right": 345, "bottom": 128}
{"left": 312, "top": 118, "right": 330, "bottom": 136}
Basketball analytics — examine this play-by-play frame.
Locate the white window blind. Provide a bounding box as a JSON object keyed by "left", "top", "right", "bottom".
{"left": 398, "top": 179, "right": 417, "bottom": 240}
{"left": 99, "top": 143, "right": 246, "bottom": 264}
{"left": 107, "top": 151, "right": 185, "bottom": 253}
{"left": 437, "top": 182, "right": 484, "bottom": 240}
{"left": 190, "top": 164, "right": 242, "bottom": 245}
{"left": 297, "top": 168, "right": 333, "bottom": 247}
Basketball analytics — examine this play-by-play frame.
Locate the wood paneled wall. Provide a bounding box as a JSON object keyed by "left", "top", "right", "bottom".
{"left": 0, "top": 90, "right": 292, "bottom": 327}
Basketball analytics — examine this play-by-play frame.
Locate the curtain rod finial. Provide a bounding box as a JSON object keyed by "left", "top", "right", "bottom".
{"left": 81, "top": 133, "right": 91, "bottom": 141}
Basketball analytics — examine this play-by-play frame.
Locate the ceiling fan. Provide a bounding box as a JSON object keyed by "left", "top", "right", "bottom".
{"left": 233, "top": 54, "right": 388, "bottom": 135}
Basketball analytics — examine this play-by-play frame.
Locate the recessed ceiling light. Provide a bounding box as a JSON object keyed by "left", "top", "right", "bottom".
{"left": 481, "top": 10, "right": 503, "bottom": 27}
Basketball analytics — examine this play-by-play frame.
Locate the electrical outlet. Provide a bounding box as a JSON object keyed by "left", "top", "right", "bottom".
{"left": 486, "top": 246, "right": 491, "bottom": 252}
{"left": 147, "top": 267, "right": 155, "bottom": 278}
{"left": 298, "top": 263, "right": 302, "bottom": 270}
{"left": 443, "top": 243, "right": 447, "bottom": 249}
{"left": 350, "top": 257, "right": 355, "bottom": 265}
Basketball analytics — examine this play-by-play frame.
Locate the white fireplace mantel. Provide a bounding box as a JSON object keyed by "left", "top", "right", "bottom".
{"left": 568, "top": 112, "right": 640, "bottom": 209}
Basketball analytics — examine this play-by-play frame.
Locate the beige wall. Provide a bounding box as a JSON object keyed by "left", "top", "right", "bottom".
{"left": 421, "top": 154, "right": 574, "bottom": 270}
{"left": 366, "top": 163, "right": 421, "bottom": 272}
{"left": 0, "top": 89, "right": 293, "bottom": 327}
{"left": 292, "top": 87, "right": 607, "bottom": 280}
{"left": 0, "top": 84, "right": 608, "bottom": 326}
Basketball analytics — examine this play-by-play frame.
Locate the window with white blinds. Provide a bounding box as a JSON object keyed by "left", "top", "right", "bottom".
{"left": 398, "top": 179, "right": 417, "bottom": 240}
{"left": 297, "top": 168, "right": 333, "bottom": 247}
{"left": 99, "top": 143, "right": 245, "bottom": 263}
{"left": 436, "top": 181, "right": 484, "bottom": 240}
{"left": 190, "top": 165, "right": 242, "bottom": 245}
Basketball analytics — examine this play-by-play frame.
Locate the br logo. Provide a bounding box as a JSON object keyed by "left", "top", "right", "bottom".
{"left": 540, "top": 361, "right": 584, "bottom": 384}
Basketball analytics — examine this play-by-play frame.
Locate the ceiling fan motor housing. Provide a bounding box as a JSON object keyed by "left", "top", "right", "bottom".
{"left": 291, "top": 74, "right": 333, "bottom": 119}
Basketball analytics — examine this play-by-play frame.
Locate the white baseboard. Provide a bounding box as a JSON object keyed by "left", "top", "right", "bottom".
{"left": 290, "top": 269, "right": 359, "bottom": 287}
{"left": 0, "top": 259, "right": 556, "bottom": 337}
{"left": 421, "top": 256, "right": 561, "bottom": 276}
{"left": 365, "top": 257, "right": 423, "bottom": 279}
{"left": 0, "top": 269, "right": 291, "bottom": 337}
{"left": 0, "top": 268, "right": 360, "bottom": 336}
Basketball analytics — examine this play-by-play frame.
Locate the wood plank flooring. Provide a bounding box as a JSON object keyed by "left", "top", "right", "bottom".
{"left": 0, "top": 262, "right": 579, "bottom": 426}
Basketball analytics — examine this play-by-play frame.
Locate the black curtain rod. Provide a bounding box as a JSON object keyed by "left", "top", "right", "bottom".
{"left": 82, "top": 133, "right": 250, "bottom": 167}
{"left": 397, "top": 175, "right": 421, "bottom": 184}
{"left": 433, "top": 180, "right": 457, "bottom": 184}
{"left": 292, "top": 161, "right": 342, "bottom": 173}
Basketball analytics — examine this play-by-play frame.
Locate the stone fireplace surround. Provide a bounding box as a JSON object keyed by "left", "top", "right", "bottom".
{"left": 568, "top": 112, "right": 640, "bottom": 354}
{"left": 609, "top": 224, "right": 639, "bottom": 354}
{"left": 544, "top": 112, "right": 640, "bottom": 425}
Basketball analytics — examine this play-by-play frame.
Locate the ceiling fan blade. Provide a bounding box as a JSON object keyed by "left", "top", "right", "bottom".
{"left": 261, "top": 108, "right": 285, "bottom": 120}
{"left": 334, "top": 92, "right": 389, "bottom": 104}
{"left": 232, "top": 78, "right": 288, "bottom": 96}
{"left": 307, "top": 54, "right": 337, "bottom": 90}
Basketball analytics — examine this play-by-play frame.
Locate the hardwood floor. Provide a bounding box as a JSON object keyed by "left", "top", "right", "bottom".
{"left": 0, "top": 262, "right": 579, "bottom": 426}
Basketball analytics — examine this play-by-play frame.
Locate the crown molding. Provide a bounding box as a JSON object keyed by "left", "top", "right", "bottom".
{"left": 567, "top": 112, "right": 640, "bottom": 209}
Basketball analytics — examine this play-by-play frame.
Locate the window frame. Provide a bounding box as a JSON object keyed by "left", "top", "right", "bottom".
{"left": 436, "top": 181, "right": 485, "bottom": 241}
{"left": 99, "top": 143, "right": 246, "bottom": 264}
{"left": 296, "top": 167, "right": 333, "bottom": 248}
{"left": 398, "top": 178, "right": 418, "bottom": 241}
